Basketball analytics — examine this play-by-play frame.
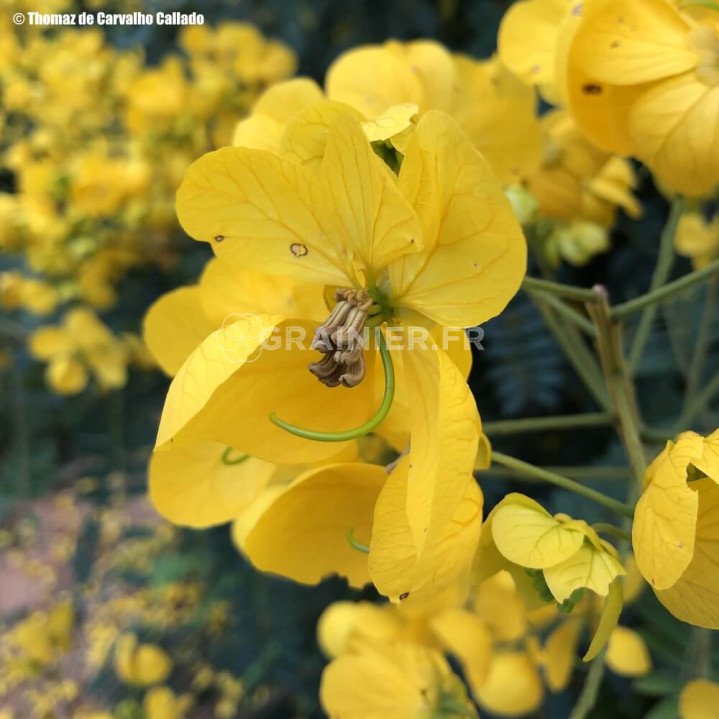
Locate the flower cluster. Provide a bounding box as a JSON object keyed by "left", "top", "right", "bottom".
{"left": 0, "top": 5, "right": 295, "bottom": 394}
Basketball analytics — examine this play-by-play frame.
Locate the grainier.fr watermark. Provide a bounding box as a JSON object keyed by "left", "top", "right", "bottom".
{"left": 12, "top": 11, "right": 205, "bottom": 26}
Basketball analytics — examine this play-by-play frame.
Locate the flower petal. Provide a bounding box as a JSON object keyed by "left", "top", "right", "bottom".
{"left": 149, "top": 440, "right": 275, "bottom": 528}
{"left": 390, "top": 111, "right": 526, "bottom": 328}
{"left": 233, "top": 462, "right": 386, "bottom": 588}
{"left": 143, "top": 286, "right": 214, "bottom": 376}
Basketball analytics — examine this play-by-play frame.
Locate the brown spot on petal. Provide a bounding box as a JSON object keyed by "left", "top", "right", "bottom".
{"left": 214, "top": 235, "right": 225, "bottom": 243}
{"left": 582, "top": 83, "right": 603, "bottom": 95}
{"left": 290, "top": 243, "right": 308, "bottom": 257}
{"left": 399, "top": 592, "right": 410, "bottom": 601}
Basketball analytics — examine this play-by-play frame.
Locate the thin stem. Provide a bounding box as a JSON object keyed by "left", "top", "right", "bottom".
{"left": 569, "top": 649, "right": 607, "bottom": 719}
{"left": 592, "top": 522, "right": 631, "bottom": 541}
{"left": 270, "top": 329, "right": 395, "bottom": 442}
{"left": 491, "top": 451, "right": 635, "bottom": 519}
{"left": 526, "top": 288, "right": 597, "bottom": 336}
{"left": 683, "top": 279, "right": 717, "bottom": 415}
{"left": 483, "top": 412, "right": 612, "bottom": 436}
{"left": 531, "top": 294, "right": 611, "bottom": 411}
{"left": 677, "top": 370, "right": 719, "bottom": 429}
{"left": 588, "top": 289, "right": 647, "bottom": 488}
{"left": 484, "top": 465, "right": 630, "bottom": 481}
{"left": 626, "top": 197, "right": 683, "bottom": 372}
{"left": 222, "top": 447, "right": 250, "bottom": 465}
{"left": 523, "top": 276, "right": 600, "bottom": 303}
{"left": 614, "top": 258, "right": 719, "bottom": 320}
{"left": 11, "top": 359, "right": 30, "bottom": 497}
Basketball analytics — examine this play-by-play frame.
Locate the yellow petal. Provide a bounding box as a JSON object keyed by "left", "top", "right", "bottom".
{"left": 385, "top": 40, "right": 457, "bottom": 111}
{"left": 233, "top": 463, "right": 385, "bottom": 588}
{"left": 176, "top": 148, "right": 352, "bottom": 285}
{"left": 570, "top": 0, "right": 696, "bottom": 85}
{"left": 326, "top": 46, "right": 423, "bottom": 119}
{"left": 584, "top": 576, "right": 623, "bottom": 661}
{"left": 632, "top": 436, "right": 704, "bottom": 590}
{"left": 544, "top": 618, "right": 582, "bottom": 691}
{"left": 232, "top": 115, "right": 285, "bottom": 152}
{"left": 680, "top": 679, "right": 719, "bottom": 719}
{"left": 655, "top": 477, "right": 719, "bottom": 628}
{"left": 544, "top": 543, "right": 625, "bottom": 603}
{"left": 28, "top": 327, "right": 74, "bottom": 359}
{"left": 452, "top": 56, "right": 543, "bottom": 184}
{"left": 317, "top": 601, "right": 403, "bottom": 658}
{"left": 251, "top": 77, "right": 324, "bottom": 122}
{"left": 156, "top": 317, "right": 377, "bottom": 464}
{"left": 401, "top": 341, "right": 480, "bottom": 552}
{"left": 320, "top": 114, "right": 423, "bottom": 270}
{"left": 498, "top": 0, "right": 571, "bottom": 85}
{"left": 143, "top": 287, "right": 214, "bottom": 376}
{"left": 472, "top": 570, "right": 529, "bottom": 642}
{"left": 390, "top": 110, "right": 526, "bottom": 328}
{"left": 280, "top": 100, "right": 365, "bottom": 172}
{"left": 320, "top": 641, "right": 474, "bottom": 719}
{"left": 605, "top": 626, "right": 652, "bottom": 677}
{"left": 474, "top": 651, "right": 544, "bottom": 717}
{"left": 149, "top": 440, "right": 276, "bottom": 528}
{"left": 491, "top": 496, "right": 585, "bottom": 569}
{"left": 198, "top": 258, "right": 325, "bottom": 326}
{"left": 628, "top": 74, "right": 719, "bottom": 197}
{"left": 362, "top": 103, "right": 418, "bottom": 144}
{"left": 430, "top": 608, "right": 493, "bottom": 689}
{"left": 369, "top": 456, "right": 482, "bottom": 604}
{"left": 47, "top": 356, "right": 88, "bottom": 395}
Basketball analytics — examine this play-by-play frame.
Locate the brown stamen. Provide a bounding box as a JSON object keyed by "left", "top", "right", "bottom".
{"left": 310, "top": 288, "right": 372, "bottom": 388}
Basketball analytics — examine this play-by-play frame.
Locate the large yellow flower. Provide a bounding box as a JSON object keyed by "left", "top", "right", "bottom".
{"left": 156, "top": 108, "right": 523, "bottom": 600}
{"left": 632, "top": 428, "right": 719, "bottom": 628}
{"left": 567, "top": 0, "right": 719, "bottom": 196}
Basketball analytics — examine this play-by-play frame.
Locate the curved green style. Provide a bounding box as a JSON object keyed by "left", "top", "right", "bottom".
{"left": 269, "top": 328, "right": 395, "bottom": 442}
{"left": 221, "top": 447, "right": 250, "bottom": 465}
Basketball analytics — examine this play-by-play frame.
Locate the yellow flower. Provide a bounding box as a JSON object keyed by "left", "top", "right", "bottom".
{"left": 567, "top": 0, "right": 719, "bottom": 196}
{"left": 604, "top": 626, "right": 652, "bottom": 677}
{"left": 143, "top": 686, "right": 192, "bottom": 719}
{"left": 680, "top": 679, "right": 719, "bottom": 719}
{"left": 632, "top": 428, "right": 719, "bottom": 628}
{"left": 474, "top": 650, "right": 544, "bottom": 717}
{"left": 526, "top": 110, "right": 641, "bottom": 228}
{"left": 114, "top": 633, "right": 172, "bottom": 687}
{"left": 675, "top": 211, "right": 719, "bottom": 270}
{"left": 29, "top": 307, "right": 128, "bottom": 394}
{"left": 327, "top": 42, "right": 542, "bottom": 184}
{"left": 158, "top": 109, "right": 521, "bottom": 601}
{"left": 320, "top": 640, "right": 477, "bottom": 719}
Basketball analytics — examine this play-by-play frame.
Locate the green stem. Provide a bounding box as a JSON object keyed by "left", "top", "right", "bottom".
{"left": 626, "top": 198, "right": 683, "bottom": 372}
{"left": 531, "top": 293, "right": 611, "bottom": 411}
{"left": 270, "top": 329, "right": 395, "bottom": 442}
{"left": 569, "top": 649, "right": 607, "bottom": 719}
{"left": 592, "top": 522, "right": 631, "bottom": 541}
{"left": 484, "top": 465, "right": 630, "bottom": 481}
{"left": 677, "top": 370, "right": 719, "bottom": 429}
{"left": 683, "top": 279, "right": 717, "bottom": 416}
{"left": 526, "top": 288, "right": 596, "bottom": 336}
{"left": 613, "top": 259, "right": 719, "bottom": 321}
{"left": 491, "top": 452, "right": 635, "bottom": 519}
{"left": 588, "top": 289, "right": 647, "bottom": 488}
{"left": 483, "top": 412, "right": 612, "bottom": 436}
{"left": 222, "top": 447, "right": 250, "bottom": 465}
{"left": 522, "top": 276, "right": 599, "bottom": 303}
